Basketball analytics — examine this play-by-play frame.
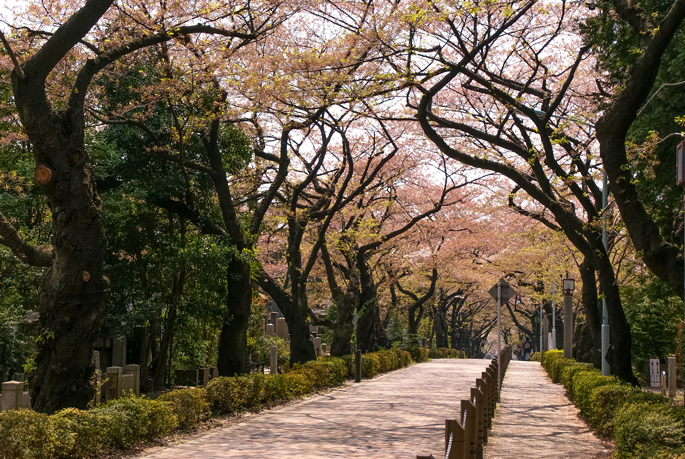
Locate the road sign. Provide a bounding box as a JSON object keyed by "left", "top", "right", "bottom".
{"left": 488, "top": 278, "right": 517, "bottom": 303}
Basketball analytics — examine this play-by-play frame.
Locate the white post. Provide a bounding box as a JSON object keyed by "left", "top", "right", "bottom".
{"left": 564, "top": 292, "right": 573, "bottom": 359}
{"left": 270, "top": 346, "right": 278, "bottom": 375}
{"left": 669, "top": 356, "right": 677, "bottom": 398}
{"left": 539, "top": 300, "right": 543, "bottom": 353}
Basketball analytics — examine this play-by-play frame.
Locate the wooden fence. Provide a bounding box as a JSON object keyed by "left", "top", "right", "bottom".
{"left": 417, "top": 346, "right": 512, "bottom": 459}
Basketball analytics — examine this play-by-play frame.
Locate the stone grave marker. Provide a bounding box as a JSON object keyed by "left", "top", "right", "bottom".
{"left": 650, "top": 359, "right": 660, "bottom": 388}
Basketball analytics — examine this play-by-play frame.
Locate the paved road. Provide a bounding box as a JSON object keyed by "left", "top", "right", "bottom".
{"left": 135, "top": 359, "right": 491, "bottom": 459}
{"left": 483, "top": 361, "right": 611, "bottom": 458}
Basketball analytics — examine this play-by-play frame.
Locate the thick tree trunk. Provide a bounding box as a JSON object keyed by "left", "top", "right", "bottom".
{"left": 23, "top": 120, "right": 109, "bottom": 413}
{"left": 289, "top": 298, "right": 316, "bottom": 364}
{"left": 152, "top": 297, "right": 178, "bottom": 390}
{"left": 357, "top": 264, "right": 388, "bottom": 352}
{"left": 594, "top": 0, "right": 685, "bottom": 300}
{"left": 217, "top": 259, "right": 252, "bottom": 376}
{"left": 330, "top": 290, "right": 357, "bottom": 356}
{"left": 357, "top": 300, "right": 388, "bottom": 353}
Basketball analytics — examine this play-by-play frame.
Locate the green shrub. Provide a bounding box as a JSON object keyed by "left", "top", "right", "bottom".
{"left": 589, "top": 384, "right": 638, "bottom": 436}
{"left": 292, "top": 362, "right": 329, "bottom": 390}
{"left": 428, "top": 348, "right": 461, "bottom": 359}
{"left": 561, "top": 362, "right": 594, "bottom": 399}
{"left": 310, "top": 357, "right": 348, "bottom": 386}
{"left": 0, "top": 409, "right": 66, "bottom": 459}
{"left": 361, "top": 353, "right": 379, "bottom": 378}
{"left": 341, "top": 354, "right": 354, "bottom": 377}
{"left": 395, "top": 349, "right": 412, "bottom": 367}
{"left": 531, "top": 352, "right": 542, "bottom": 362}
{"left": 51, "top": 407, "right": 109, "bottom": 458}
{"left": 572, "top": 370, "right": 619, "bottom": 419}
{"left": 541, "top": 350, "right": 569, "bottom": 383}
{"left": 205, "top": 376, "right": 254, "bottom": 414}
{"left": 614, "top": 401, "right": 685, "bottom": 458}
{"left": 408, "top": 346, "right": 429, "bottom": 363}
{"left": 283, "top": 370, "right": 315, "bottom": 396}
{"left": 91, "top": 395, "right": 177, "bottom": 448}
{"left": 157, "top": 388, "right": 209, "bottom": 430}
{"left": 375, "top": 351, "right": 389, "bottom": 372}
{"left": 263, "top": 374, "right": 290, "bottom": 402}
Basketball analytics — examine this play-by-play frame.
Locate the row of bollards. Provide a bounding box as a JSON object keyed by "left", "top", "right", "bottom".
{"left": 417, "top": 346, "right": 512, "bottom": 459}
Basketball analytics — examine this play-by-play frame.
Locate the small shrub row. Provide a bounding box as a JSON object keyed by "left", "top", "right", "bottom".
{"left": 428, "top": 348, "right": 466, "bottom": 359}
{"left": 359, "top": 349, "right": 411, "bottom": 377}
{"left": 540, "top": 350, "right": 685, "bottom": 458}
{"left": 0, "top": 395, "right": 177, "bottom": 459}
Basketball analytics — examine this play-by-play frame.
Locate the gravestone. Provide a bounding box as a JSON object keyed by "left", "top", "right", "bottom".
{"left": 276, "top": 318, "right": 288, "bottom": 341}
{"left": 122, "top": 374, "right": 134, "bottom": 395}
{"left": 107, "top": 366, "right": 123, "bottom": 400}
{"left": 265, "top": 323, "right": 275, "bottom": 336}
{"left": 0, "top": 381, "right": 23, "bottom": 412}
{"left": 124, "top": 364, "right": 140, "bottom": 396}
{"left": 650, "top": 359, "right": 660, "bottom": 388}
{"left": 321, "top": 343, "right": 327, "bottom": 354}
{"left": 112, "top": 337, "right": 127, "bottom": 368}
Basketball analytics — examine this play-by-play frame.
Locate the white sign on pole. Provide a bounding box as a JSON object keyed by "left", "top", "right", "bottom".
{"left": 650, "top": 359, "right": 661, "bottom": 388}
{"left": 488, "top": 278, "right": 516, "bottom": 304}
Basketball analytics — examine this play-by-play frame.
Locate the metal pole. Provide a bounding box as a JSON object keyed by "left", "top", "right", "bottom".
{"left": 564, "top": 291, "right": 573, "bottom": 359}
{"left": 540, "top": 300, "right": 543, "bottom": 353}
{"left": 552, "top": 280, "right": 556, "bottom": 349}
{"left": 601, "top": 173, "right": 610, "bottom": 376}
{"left": 497, "top": 281, "right": 501, "bottom": 401}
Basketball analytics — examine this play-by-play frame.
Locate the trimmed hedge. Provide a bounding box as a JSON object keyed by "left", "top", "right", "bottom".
{"left": 158, "top": 387, "right": 209, "bottom": 429}
{"left": 428, "top": 348, "right": 466, "bottom": 359}
{"left": 540, "top": 351, "right": 685, "bottom": 458}
{"left": 0, "top": 395, "right": 177, "bottom": 459}
{"left": 0, "top": 350, "right": 414, "bottom": 458}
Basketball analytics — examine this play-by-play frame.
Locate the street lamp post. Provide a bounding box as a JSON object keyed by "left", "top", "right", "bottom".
{"left": 601, "top": 173, "right": 610, "bottom": 376}
{"left": 563, "top": 274, "right": 575, "bottom": 359}
{"left": 552, "top": 280, "right": 556, "bottom": 349}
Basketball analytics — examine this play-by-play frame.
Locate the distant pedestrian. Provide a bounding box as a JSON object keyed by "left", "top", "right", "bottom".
{"left": 523, "top": 337, "right": 532, "bottom": 361}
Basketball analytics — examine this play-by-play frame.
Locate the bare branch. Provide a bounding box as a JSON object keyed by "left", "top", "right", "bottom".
{"left": 0, "top": 212, "right": 53, "bottom": 267}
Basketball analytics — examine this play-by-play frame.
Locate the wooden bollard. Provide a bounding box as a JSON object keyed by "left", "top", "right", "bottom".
{"left": 462, "top": 399, "right": 477, "bottom": 459}
{"left": 476, "top": 378, "right": 490, "bottom": 439}
{"left": 445, "top": 418, "right": 465, "bottom": 459}
{"left": 471, "top": 386, "right": 485, "bottom": 456}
